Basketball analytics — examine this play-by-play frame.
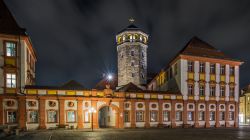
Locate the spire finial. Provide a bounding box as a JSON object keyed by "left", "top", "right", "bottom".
{"left": 129, "top": 17, "right": 135, "bottom": 24}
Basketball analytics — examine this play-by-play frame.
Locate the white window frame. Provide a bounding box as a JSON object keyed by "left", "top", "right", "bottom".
{"left": 199, "top": 111, "right": 205, "bottom": 121}
{"left": 6, "top": 42, "right": 16, "bottom": 57}
{"left": 176, "top": 111, "right": 182, "bottom": 121}
{"left": 163, "top": 111, "right": 170, "bottom": 122}
{"left": 47, "top": 110, "right": 57, "bottom": 123}
{"left": 150, "top": 111, "right": 158, "bottom": 122}
{"left": 6, "top": 73, "right": 16, "bottom": 88}
{"left": 27, "top": 110, "right": 38, "bottom": 123}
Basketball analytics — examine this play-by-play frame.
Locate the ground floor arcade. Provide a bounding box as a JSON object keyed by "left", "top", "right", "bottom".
{"left": 0, "top": 94, "right": 239, "bottom": 130}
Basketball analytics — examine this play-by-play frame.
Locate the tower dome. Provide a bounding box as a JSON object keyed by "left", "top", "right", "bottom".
{"left": 116, "top": 18, "right": 148, "bottom": 88}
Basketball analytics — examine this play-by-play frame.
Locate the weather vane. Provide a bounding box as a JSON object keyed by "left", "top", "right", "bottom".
{"left": 129, "top": 17, "right": 135, "bottom": 24}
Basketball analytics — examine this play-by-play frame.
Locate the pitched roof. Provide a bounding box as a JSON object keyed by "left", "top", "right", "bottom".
{"left": 60, "top": 80, "right": 85, "bottom": 90}
{"left": 242, "top": 85, "right": 250, "bottom": 94}
{"left": 118, "top": 24, "right": 146, "bottom": 34}
{"left": 179, "top": 36, "right": 238, "bottom": 61}
{"left": 0, "top": 0, "right": 26, "bottom": 35}
{"left": 94, "top": 76, "right": 118, "bottom": 90}
{"left": 25, "top": 80, "right": 85, "bottom": 90}
{"left": 116, "top": 82, "right": 143, "bottom": 92}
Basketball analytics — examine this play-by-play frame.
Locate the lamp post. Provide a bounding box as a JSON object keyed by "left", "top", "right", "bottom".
{"left": 88, "top": 107, "right": 96, "bottom": 131}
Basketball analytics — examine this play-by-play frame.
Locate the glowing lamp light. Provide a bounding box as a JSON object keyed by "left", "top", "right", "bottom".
{"left": 107, "top": 74, "right": 113, "bottom": 81}
{"left": 88, "top": 107, "right": 96, "bottom": 113}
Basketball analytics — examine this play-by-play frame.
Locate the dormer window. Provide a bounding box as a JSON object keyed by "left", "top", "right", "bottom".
{"left": 230, "top": 66, "right": 234, "bottom": 76}
{"left": 210, "top": 64, "right": 215, "bottom": 74}
{"left": 199, "top": 62, "right": 205, "bottom": 73}
{"left": 220, "top": 65, "right": 225, "bottom": 75}
{"left": 188, "top": 61, "right": 193, "bottom": 72}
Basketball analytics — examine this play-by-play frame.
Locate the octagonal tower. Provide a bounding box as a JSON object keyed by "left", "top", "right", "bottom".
{"left": 116, "top": 19, "right": 148, "bottom": 88}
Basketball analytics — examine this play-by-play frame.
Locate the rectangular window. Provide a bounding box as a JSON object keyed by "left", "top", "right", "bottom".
{"left": 131, "top": 61, "right": 134, "bottom": 66}
{"left": 27, "top": 110, "right": 38, "bottom": 123}
{"left": 199, "top": 111, "right": 205, "bottom": 121}
{"left": 7, "top": 111, "right": 17, "bottom": 123}
{"left": 67, "top": 111, "right": 76, "bottom": 123}
{"left": 187, "top": 112, "right": 194, "bottom": 121}
{"left": 163, "top": 111, "right": 170, "bottom": 122}
{"left": 6, "top": 73, "right": 16, "bottom": 88}
{"left": 136, "top": 111, "right": 144, "bottom": 122}
{"left": 229, "top": 87, "right": 235, "bottom": 97}
{"left": 131, "top": 51, "right": 134, "bottom": 56}
{"left": 199, "top": 62, "right": 205, "bottom": 73}
{"left": 220, "top": 65, "right": 225, "bottom": 75}
{"left": 124, "top": 111, "right": 130, "bottom": 122}
{"left": 209, "top": 86, "right": 215, "bottom": 96}
{"left": 150, "top": 111, "right": 158, "bottom": 122}
{"left": 219, "top": 112, "right": 225, "bottom": 121}
{"left": 132, "top": 73, "right": 135, "bottom": 77}
{"left": 230, "top": 66, "right": 235, "bottom": 76}
{"left": 210, "top": 64, "right": 215, "bottom": 74}
{"left": 47, "top": 110, "right": 57, "bottom": 123}
{"left": 84, "top": 111, "right": 89, "bottom": 122}
{"left": 220, "top": 86, "right": 225, "bottom": 97}
{"left": 229, "top": 111, "right": 234, "bottom": 121}
{"left": 199, "top": 85, "right": 205, "bottom": 96}
{"left": 209, "top": 111, "right": 215, "bottom": 121}
{"left": 188, "top": 84, "right": 194, "bottom": 96}
{"left": 188, "top": 61, "right": 193, "bottom": 72}
{"left": 176, "top": 111, "right": 182, "bottom": 121}
{"left": 5, "top": 42, "right": 16, "bottom": 57}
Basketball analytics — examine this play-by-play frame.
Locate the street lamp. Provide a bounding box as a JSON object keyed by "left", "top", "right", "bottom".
{"left": 88, "top": 107, "right": 96, "bottom": 131}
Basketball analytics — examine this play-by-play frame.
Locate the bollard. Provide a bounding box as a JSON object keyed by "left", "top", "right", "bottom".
{"left": 15, "top": 129, "right": 20, "bottom": 136}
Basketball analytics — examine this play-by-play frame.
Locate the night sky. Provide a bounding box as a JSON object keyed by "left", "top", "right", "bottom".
{"left": 4, "top": 0, "right": 250, "bottom": 88}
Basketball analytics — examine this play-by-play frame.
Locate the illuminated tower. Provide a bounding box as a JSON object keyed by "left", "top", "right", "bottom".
{"left": 116, "top": 18, "right": 148, "bottom": 87}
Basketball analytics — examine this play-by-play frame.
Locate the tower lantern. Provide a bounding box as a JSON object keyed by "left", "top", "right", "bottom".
{"left": 116, "top": 18, "right": 148, "bottom": 88}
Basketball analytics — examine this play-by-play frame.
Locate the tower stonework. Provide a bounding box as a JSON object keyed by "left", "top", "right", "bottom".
{"left": 116, "top": 21, "right": 148, "bottom": 87}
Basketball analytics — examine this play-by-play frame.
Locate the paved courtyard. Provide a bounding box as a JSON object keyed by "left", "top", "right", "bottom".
{"left": 2, "top": 127, "right": 250, "bottom": 140}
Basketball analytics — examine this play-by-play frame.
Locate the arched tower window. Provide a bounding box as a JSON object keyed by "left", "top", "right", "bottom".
{"left": 131, "top": 61, "right": 134, "bottom": 66}
{"left": 144, "top": 37, "right": 147, "bottom": 43}
{"left": 141, "top": 73, "right": 144, "bottom": 79}
{"left": 123, "top": 35, "right": 126, "bottom": 41}
{"left": 129, "top": 35, "right": 133, "bottom": 41}
{"left": 117, "top": 36, "right": 122, "bottom": 44}
{"left": 131, "top": 51, "right": 134, "bottom": 56}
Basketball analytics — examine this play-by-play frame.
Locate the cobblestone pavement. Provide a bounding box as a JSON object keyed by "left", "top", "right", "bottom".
{"left": 2, "top": 127, "right": 250, "bottom": 140}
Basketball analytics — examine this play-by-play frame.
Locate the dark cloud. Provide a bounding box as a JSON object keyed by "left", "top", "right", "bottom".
{"left": 4, "top": 0, "right": 250, "bottom": 88}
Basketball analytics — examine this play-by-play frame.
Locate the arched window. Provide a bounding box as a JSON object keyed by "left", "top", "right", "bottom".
{"left": 129, "top": 34, "right": 133, "bottom": 41}
{"left": 141, "top": 73, "right": 144, "bottom": 79}
{"left": 144, "top": 37, "right": 147, "bottom": 43}
{"left": 117, "top": 36, "right": 122, "bottom": 44}
{"left": 123, "top": 35, "right": 126, "bottom": 41}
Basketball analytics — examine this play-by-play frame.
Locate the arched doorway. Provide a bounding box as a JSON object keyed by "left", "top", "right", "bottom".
{"left": 98, "top": 105, "right": 119, "bottom": 128}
